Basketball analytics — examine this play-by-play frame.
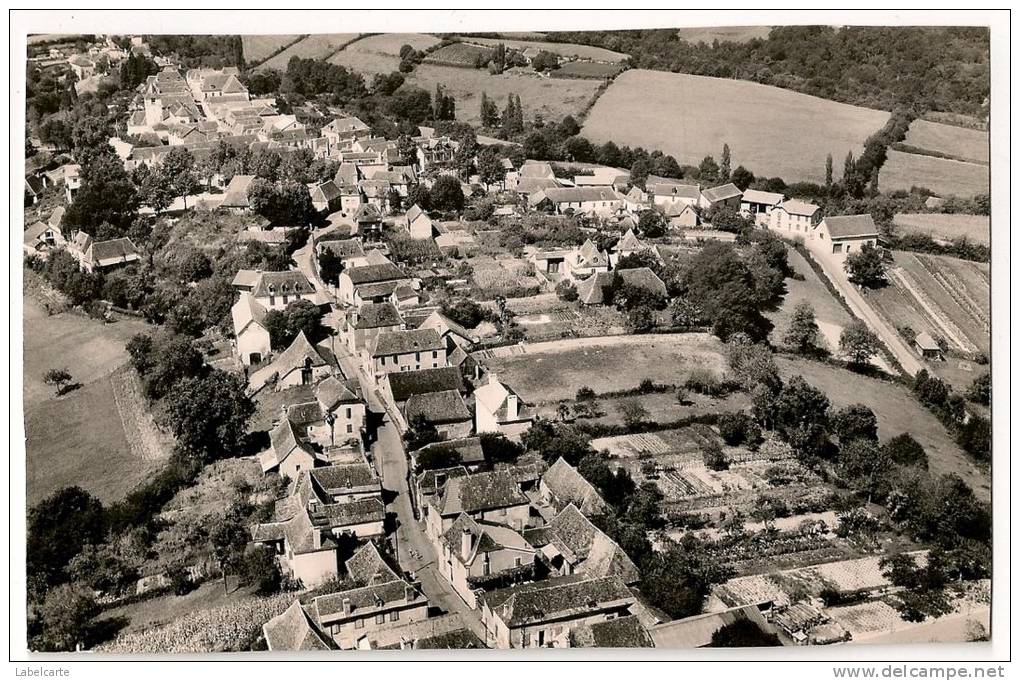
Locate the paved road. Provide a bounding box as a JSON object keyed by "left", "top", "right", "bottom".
{"left": 805, "top": 243, "right": 922, "bottom": 377}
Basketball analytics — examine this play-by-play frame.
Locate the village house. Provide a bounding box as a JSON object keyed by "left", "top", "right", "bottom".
{"left": 538, "top": 458, "right": 609, "bottom": 517}
{"left": 401, "top": 204, "right": 435, "bottom": 240}
{"left": 648, "top": 605, "right": 772, "bottom": 649}
{"left": 380, "top": 365, "right": 464, "bottom": 412}
{"left": 317, "top": 238, "right": 370, "bottom": 276}
{"left": 570, "top": 615, "right": 654, "bottom": 648}
{"left": 410, "top": 437, "right": 485, "bottom": 475}
{"left": 67, "top": 232, "right": 142, "bottom": 272}
{"left": 574, "top": 267, "right": 668, "bottom": 306}
{"left": 424, "top": 469, "right": 532, "bottom": 541}
{"left": 263, "top": 600, "right": 335, "bottom": 651}
{"left": 649, "top": 182, "right": 704, "bottom": 210}
{"left": 609, "top": 228, "right": 660, "bottom": 267}
{"left": 414, "top": 466, "right": 468, "bottom": 514}
{"left": 740, "top": 188, "right": 785, "bottom": 225}
{"left": 438, "top": 513, "right": 538, "bottom": 609}
{"left": 418, "top": 310, "right": 480, "bottom": 353}
{"left": 479, "top": 574, "right": 637, "bottom": 649}
{"left": 231, "top": 292, "right": 271, "bottom": 366}
{"left": 473, "top": 373, "right": 536, "bottom": 442}
{"left": 343, "top": 302, "right": 405, "bottom": 355}
{"left": 310, "top": 180, "right": 343, "bottom": 213}
{"left": 535, "top": 187, "right": 626, "bottom": 217}
{"left": 259, "top": 417, "right": 317, "bottom": 483}
{"left": 220, "top": 174, "right": 256, "bottom": 213}
{"left": 232, "top": 269, "right": 320, "bottom": 311}
{"left": 23, "top": 217, "right": 66, "bottom": 258}
{"left": 403, "top": 389, "right": 473, "bottom": 440}
{"left": 914, "top": 331, "right": 944, "bottom": 360}
{"left": 812, "top": 214, "right": 881, "bottom": 262}
{"left": 662, "top": 199, "right": 701, "bottom": 228}
{"left": 284, "top": 376, "right": 368, "bottom": 447}
{"left": 701, "top": 182, "right": 743, "bottom": 212}
{"left": 365, "top": 328, "right": 447, "bottom": 382}
{"left": 322, "top": 116, "right": 371, "bottom": 150}
{"left": 769, "top": 199, "right": 821, "bottom": 236}
{"left": 530, "top": 239, "right": 611, "bottom": 282}
{"left": 524, "top": 504, "right": 640, "bottom": 584}
{"left": 252, "top": 506, "right": 338, "bottom": 587}
{"left": 310, "top": 579, "right": 429, "bottom": 650}
{"left": 248, "top": 331, "right": 335, "bottom": 393}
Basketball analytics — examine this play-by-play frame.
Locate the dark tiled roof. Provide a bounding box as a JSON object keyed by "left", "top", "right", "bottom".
{"left": 352, "top": 302, "right": 403, "bottom": 330}
{"left": 547, "top": 504, "right": 640, "bottom": 584}
{"left": 702, "top": 182, "right": 742, "bottom": 203}
{"left": 310, "top": 462, "right": 380, "bottom": 494}
{"left": 251, "top": 270, "right": 315, "bottom": 298}
{"left": 482, "top": 574, "right": 634, "bottom": 628}
{"left": 314, "top": 376, "right": 360, "bottom": 410}
{"left": 576, "top": 268, "right": 667, "bottom": 306}
{"left": 314, "top": 579, "right": 422, "bottom": 622}
{"left": 414, "top": 437, "right": 484, "bottom": 467}
{"left": 823, "top": 214, "right": 880, "bottom": 239}
{"left": 437, "top": 470, "right": 528, "bottom": 516}
{"left": 542, "top": 458, "right": 608, "bottom": 516}
{"left": 371, "top": 328, "right": 444, "bottom": 357}
{"left": 416, "top": 465, "right": 468, "bottom": 496}
{"left": 570, "top": 614, "right": 653, "bottom": 648}
{"left": 344, "top": 541, "right": 399, "bottom": 587}
{"left": 310, "top": 497, "right": 385, "bottom": 528}
{"left": 263, "top": 600, "right": 334, "bottom": 651}
{"left": 404, "top": 389, "right": 471, "bottom": 425}
{"left": 346, "top": 262, "right": 405, "bottom": 285}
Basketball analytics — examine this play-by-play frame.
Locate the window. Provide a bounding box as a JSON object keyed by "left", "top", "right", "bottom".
{"left": 375, "top": 613, "right": 385, "bottom": 625}
{"left": 432, "top": 351, "right": 438, "bottom": 359}
{"left": 833, "top": 243, "right": 843, "bottom": 254}
{"left": 355, "top": 619, "right": 364, "bottom": 629}
{"left": 346, "top": 424, "right": 353, "bottom": 434}
{"left": 380, "top": 356, "right": 386, "bottom": 366}
{"left": 415, "top": 352, "right": 420, "bottom": 362}
{"left": 346, "top": 408, "right": 352, "bottom": 418}
{"left": 389, "top": 611, "right": 399, "bottom": 622}
{"left": 514, "top": 557, "right": 522, "bottom": 567}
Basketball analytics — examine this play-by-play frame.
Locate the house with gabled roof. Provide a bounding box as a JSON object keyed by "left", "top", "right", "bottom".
{"left": 231, "top": 292, "right": 271, "bottom": 366}
{"left": 380, "top": 365, "right": 463, "bottom": 411}
{"left": 337, "top": 257, "right": 411, "bottom": 307}
{"left": 424, "top": 469, "right": 532, "bottom": 541}
{"left": 310, "top": 179, "right": 343, "bottom": 213}
{"left": 541, "top": 187, "right": 626, "bottom": 217}
{"left": 23, "top": 220, "right": 66, "bottom": 258}
{"left": 479, "top": 574, "right": 636, "bottom": 649}
{"left": 322, "top": 116, "right": 371, "bottom": 150}
{"left": 610, "top": 228, "right": 661, "bottom": 267}
{"left": 530, "top": 238, "right": 610, "bottom": 282}
{"left": 343, "top": 302, "right": 404, "bottom": 355}
{"left": 220, "top": 174, "right": 256, "bottom": 212}
{"left": 570, "top": 614, "right": 653, "bottom": 648}
{"left": 473, "top": 372, "right": 535, "bottom": 442}
{"left": 67, "top": 232, "right": 142, "bottom": 272}
{"left": 248, "top": 331, "right": 334, "bottom": 393}
{"left": 769, "top": 198, "right": 821, "bottom": 236}
{"left": 741, "top": 188, "right": 784, "bottom": 225}
{"left": 538, "top": 458, "right": 609, "bottom": 517}
{"left": 813, "top": 214, "right": 881, "bottom": 262}
{"left": 233, "top": 269, "right": 319, "bottom": 311}
{"left": 414, "top": 465, "right": 468, "bottom": 512}
{"left": 438, "top": 513, "right": 538, "bottom": 608}
{"left": 258, "top": 417, "right": 318, "bottom": 483}
{"left": 292, "top": 375, "right": 367, "bottom": 447}
{"left": 418, "top": 310, "right": 480, "bottom": 352}
{"left": 410, "top": 437, "right": 485, "bottom": 475}
{"left": 575, "top": 267, "right": 668, "bottom": 307}
{"left": 365, "top": 328, "right": 447, "bottom": 382}
{"left": 311, "top": 578, "right": 429, "bottom": 650}
{"left": 649, "top": 182, "right": 704, "bottom": 210}
{"left": 401, "top": 204, "right": 435, "bottom": 240}
{"left": 526, "top": 504, "right": 640, "bottom": 585}
{"left": 263, "top": 600, "right": 335, "bottom": 651}
{"left": 702, "top": 182, "right": 743, "bottom": 212}
{"left": 403, "top": 389, "right": 473, "bottom": 440}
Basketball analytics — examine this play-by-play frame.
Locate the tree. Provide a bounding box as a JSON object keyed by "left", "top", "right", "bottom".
{"left": 28, "top": 487, "right": 107, "bottom": 595}
{"left": 239, "top": 545, "right": 283, "bottom": 595}
{"left": 966, "top": 372, "right": 990, "bottom": 406}
{"left": 555, "top": 279, "right": 578, "bottom": 302}
{"left": 476, "top": 147, "right": 506, "bottom": 188}
{"left": 783, "top": 301, "right": 819, "bottom": 353}
{"left": 531, "top": 50, "right": 560, "bottom": 72}
{"left": 415, "top": 444, "right": 460, "bottom": 472}
{"left": 521, "top": 419, "right": 592, "bottom": 466}
{"left": 640, "top": 538, "right": 733, "bottom": 619}
{"left": 883, "top": 433, "right": 928, "bottom": 469}
{"left": 162, "top": 371, "right": 255, "bottom": 461}
{"left": 38, "top": 583, "right": 99, "bottom": 651}
{"left": 956, "top": 415, "right": 991, "bottom": 461}
{"left": 428, "top": 174, "right": 465, "bottom": 212}
{"left": 697, "top": 155, "right": 720, "bottom": 184}
{"left": 64, "top": 151, "right": 139, "bottom": 234}
{"left": 839, "top": 438, "right": 890, "bottom": 502}
{"left": 478, "top": 432, "right": 524, "bottom": 465}
{"left": 67, "top": 542, "right": 138, "bottom": 595}
{"left": 727, "top": 165, "right": 753, "bottom": 191}
{"left": 441, "top": 299, "right": 492, "bottom": 328}
{"left": 710, "top": 619, "right": 781, "bottom": 647}
{"left": 831, "top": 404, "right": 879, "bottom": 444}
{"left": 43, "top": 368, "right": 73, "bottom": 396}
{"left": 617, "top": 399, "right": 648, "bottom": 429}
{"left": 680, "top": 242, "right": 772, "bottom": 342}
{"left": 844, "top": 243, "right": 886, "bottom": 287}
{"left": 629, "top": 158, "right": 651, "bottom": 190}
{"left": 479, "top": 91, "right": 500, "bottom": 128}
{"left": 317, "top": 248, "right": 344, "bottom": 287}
{"left": 719, "top": 143, "right": 731, "bottom": 182}
{"left": 404, "top": 413, "right": 440, "bottom": 451}
{"left": 160, "top": 147, "right": 200, "bottom": 209}
{"left": 839, "top": 320, "right": 880, "bottom": 367}
{"left": 130, "top": 331, "right": 205, "bottom": 400}
{"left": 39, "top": 118, "right": 73, "bottom": 151}
{"left": 627, "top": 305, "right": 656, "bottom": 333}
{"left": 702, "top": 442, "right": 729, "bottom": 471}
{"left": 637, "top": 209, "right": 666, "bottom": 238}
{"left": 209, "top": 511, "right": 250, "bottom": 594}
{"left": 825, "top": 153, "right": 834, "bottom": 194}
{"left": 717, "top": 412, "right": 760, "bottom": 447}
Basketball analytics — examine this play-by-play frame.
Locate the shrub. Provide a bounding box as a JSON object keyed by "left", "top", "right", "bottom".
{"left": 576, "top": 386, "right": 596, "bottom": 401}
{"left": 717, "top": 412, "right": 761, "bottom": 447}
{"left": 702, "top": 443, "right": 728, "bottom": 471}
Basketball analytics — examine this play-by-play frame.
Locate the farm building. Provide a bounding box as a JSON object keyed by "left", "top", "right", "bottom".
{"left": 813, "top": 214, "right": 880, "bottom": 262}
{"left": 913, "top": 331, "right": 944, "bottom": 360}
{"left": 575, "top": 267, "right": 667, "bottom": 306}
{"left": 702, "top": 183, "right": 743, "bottom": 211}
{"left": 741, "top": 189, "right": 784, "bottom": 225}
{"left": 769, "top": 199, "right": 820, "bottom": 237}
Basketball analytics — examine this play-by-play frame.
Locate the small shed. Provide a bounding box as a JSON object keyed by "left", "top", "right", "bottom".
{"left": 914, "top": 331, "right": 943, "bottom": 360}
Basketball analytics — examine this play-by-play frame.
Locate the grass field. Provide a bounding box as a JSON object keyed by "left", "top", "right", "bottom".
{"left": 479, "top": 333, "right": 730, "bottom": 403}
{"left": 552, "top": 61, "right": 625, "bottom": 80}
{"left": 866, "top": 252, "right": 990, "bottom": 355}
{"left": 776, "top": 356, "right": 989, "bottom": 501}
{"left": 327, "top": 49, "right": 400, "bottom": 76}
{"left": 892, "top": 213, "right": 990, "bottom": 246}
{"left": 767, "top": 248, "right": 855, "bottom": 354}
{"left": 349, "top": 33, "right": 440, "bottom": 56}
{"left": 424, "top": 42, "right": 492, "bottom": 67}
{"left": 260, "top": 34, "right": 361, "bottom": 71}
{"left": 241, "top": 35, "right": 302, "bottom": 65}
{"left": 406, "top": 64, "right": 603, "bottom": 126}
{"left": 676, "top": 26, "right": 772, "bottom": 44}
{"left": 465, "top": 37, "right": 629, "bottom": 62}
{"left": 903, "top": 119, "right": 989, "bottom": 164}
{"left": 879, "top": 150, "right": 989, "bottom": 198}
{"left": 23, "top": 297, "right": 162, "bottom": 504}
{"left": 582, "top": 70, "right": 890, "bottom": 183}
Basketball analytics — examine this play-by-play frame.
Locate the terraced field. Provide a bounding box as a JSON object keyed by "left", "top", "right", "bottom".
{"left": 260, "top": 33, "right": 362, "bottom": 71}
{"left": 879, "top": 149, "right": 989, "bottom": 198}
{"left": 892, "top": 213, "right": 990, "bottom": 246}
{"left": 903, "top": 119, "right": 989, "bottom": 164}
{"left": 583, "top": 70, "right": 890, "bottom": 183}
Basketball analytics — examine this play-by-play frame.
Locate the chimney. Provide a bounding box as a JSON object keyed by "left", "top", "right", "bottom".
{"left": 507, "top": 394, "right": 519, "bottom": 420}
{"left": 405, "top": 583, "right": 418, "bottom": 603}
{"left": 312, "top": 528, "right": 322, "bottom": 549}
{"left": 342, "top": 597, "right": 352, "bottom": 616}
{"left": 280, "top": 403, "right": 289, "bottom": 421}
{"left": 461, "top": 527, "right": 473, "bottom": 559}
{"left": 488, "top": 372, "right": 499, "bottom": 386}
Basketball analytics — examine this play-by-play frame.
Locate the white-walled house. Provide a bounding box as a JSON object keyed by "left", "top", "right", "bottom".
{"left": 768, "top": 199, "right": 821, "bottom": 237}
{"left": 740, "top": 189, "right": 784, "bottom": 225}
{"left": 232, "top": 292, "right": 272, "bottom": 366}
{"left": 365, "top": 328, "right": 447, "bottom": 381}
{"left": 473, "top": 373, "right": 535, "bottom": 442}
{"left": 812, "top": 214, "right": 881, "bottom": 263}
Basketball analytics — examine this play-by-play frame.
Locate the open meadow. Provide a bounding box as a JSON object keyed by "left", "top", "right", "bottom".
{"left": 24, "top": 297, "right": 166, "bottom": 504}
{"left": 879, "top": 149, "right": 988, "bottom": 198}
{"left": 892, "top": 213, "right": 990, "bottom": 246}
{"left": 406, "top": 64, "right": 603, "bottom": 126}
{"left": 464, "top": 37, "right": 629, "bottom": 62}
{"left": 241, "top": 35, "right": 302, "bottom": 65}
{"left": 328, "top": 33, "right": 440, "bottom": 77}
{"left": 676, "top": 26, "right": 772, "bottom": 44}
{"left": 582, "top": 70, "right": 890, "bottom": 183}
{"left": 903, "top": 119, "right": 989, "bottom": 164}
{"left": 260, "top": 34, "right": 361, "bottom": 71}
